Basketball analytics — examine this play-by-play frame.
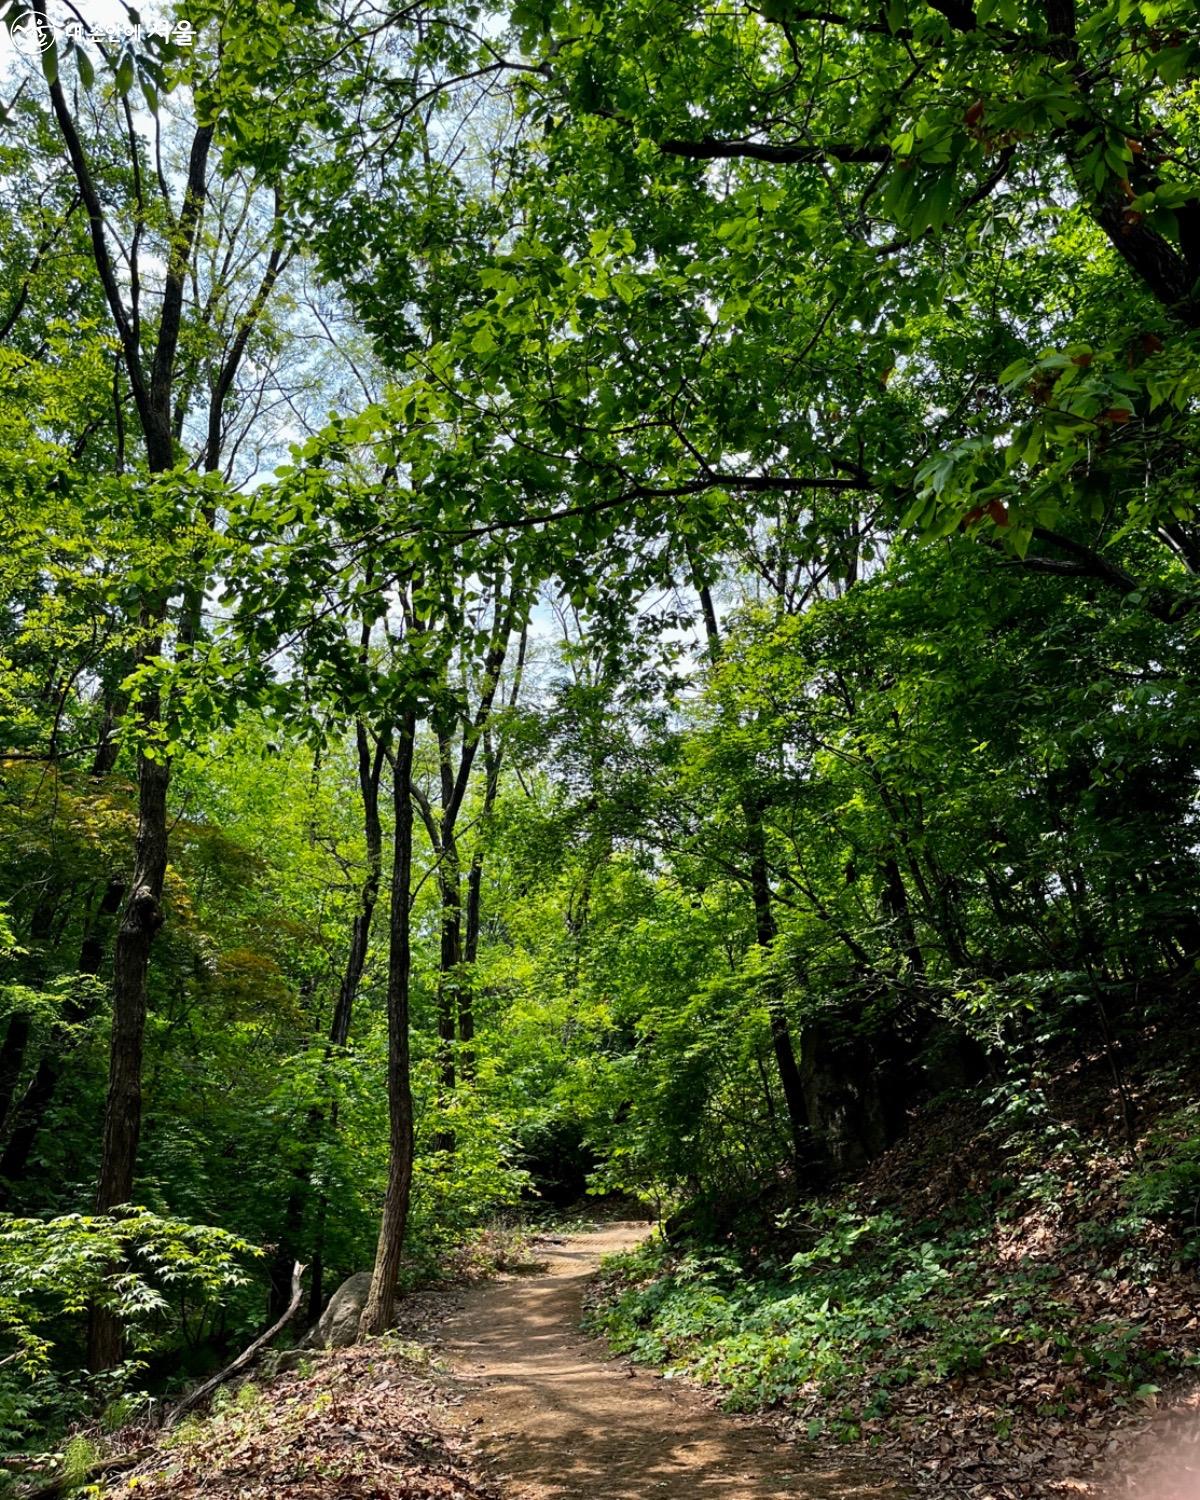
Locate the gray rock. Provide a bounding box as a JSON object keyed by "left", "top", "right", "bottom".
{"left": 307, "top": 1271, "right": 374, "bottom": 1349}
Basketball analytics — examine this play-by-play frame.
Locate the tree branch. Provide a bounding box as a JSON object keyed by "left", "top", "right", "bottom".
{"left": 0, "top": 191, "right": 80, "bottom": 343}
{"left": 444, "top": 580, "right": 519, "bottom": 828}
{"left": 206, "top": 189, "right": 291, "bottom": 472}
{"left": 33, "top": 0, "right": 150, "bottom": 428}
{"left": 1096, "top": 200, "right": 1200, "bottom": 328}
{"left": 450, "top": 470, "right": 873, "bottom": 541}
{"left": 166, "top": 1260, "right": 306, "bottom": 1428}
{"left": 661, "top": 137, "right": 891, "bottom": 166}
{"left": 1020, "top": 527, "right": 1192, "bottom": 623}
{"left": 149, "top": 122, "right": 215, "bottom": 464}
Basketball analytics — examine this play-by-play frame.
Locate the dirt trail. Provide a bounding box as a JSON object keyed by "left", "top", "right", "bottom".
{"left": 433, "top": 1221, "right": 903, "bottom": 1500}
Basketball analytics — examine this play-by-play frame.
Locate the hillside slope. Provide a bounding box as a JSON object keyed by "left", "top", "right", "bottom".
{"left": 585, "top": 1026, "right": 1200, "bottom": 1498}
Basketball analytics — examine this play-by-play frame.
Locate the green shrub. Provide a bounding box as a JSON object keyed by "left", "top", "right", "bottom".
{"left": 0, "top": 1208, "right": 259, "bottom": 1458}
{"left": 1126, "top": 1109, "right": 1200, "bottom": 1253}
{"left": 585, "top": 1184, "right": 1175, "bottom": 1428}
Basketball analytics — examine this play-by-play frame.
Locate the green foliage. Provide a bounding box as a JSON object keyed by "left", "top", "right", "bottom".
{"left": 0, "top": 1208, "right": 259, "bottom": 1375}
{"left": 404, "top": 1055, "right": 533, "bottom": 1273}
{"left": 0, "top": 1208, "right": 256, "bottom": 1458}
{"left": 3, "top": 0, "right": 1200, "bottom": 1475}
{"left": 61, "top": 1433, "right": 99, "bottom": 1488}
{"left": 588, "top": 1167, "right": 1177, "bottom": 1426}
{"left": 1126, "top": 1106, "right": 1200, "bottom": 1256}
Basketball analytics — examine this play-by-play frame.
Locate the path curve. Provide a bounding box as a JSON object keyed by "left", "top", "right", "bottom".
{"left": 432, "top": 1221, "right": 903, "bottom": 1500}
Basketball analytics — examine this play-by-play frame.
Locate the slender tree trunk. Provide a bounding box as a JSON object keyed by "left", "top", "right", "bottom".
{"left": 91, "top": 701, "right": 122, "bottom": 777}
{"left": 880, "top": 855, "right": 927, "bottom": 979}
{"left": 0, "top": 892, "right": 61, "bottom": 1134}
{"left": 0, "top": 1017, "right": 32, "bottom": 1140}
{"left": 460, "top": 838, "right": 483, "bottom": 1065}
{"left": 459, "top": 706, "right": 512, "bottom": 1064}
{"left": 430, "top": 831, "right": 461, "bottom": 1153}
{"left": 0, "top": 660, "right": 129, "bottom": 1163}
{"left": 39, "top": 47, "right": 285, "bottom": 1368}
{"left": 268, "top": 723, "right": 387, "bottom": 1318}
{"left": 745, "top": 804, "right": 810, "bottom": 1168}
{"left": 461, "top": 847, "right": 482, "bottom": 1052}
{"left": 89, "top": 660, "right": 130, "bottom": 778}
{"left": 431, "top": 716, "right": 460, "bottom": 1137}
{"left": 0, "top": 879, "right": 125, "bottom": 1201}
{"left": 436, "top": 837, "right": 462, "bottom": 1093}
{"left": 688, "top": 556, "right": 811, "bottom": 1168}
{"left": 78, "top": 876, "right": 127, "bottom": 977}
{"left": 426, "top": 593, "right": 520, "bottom": 1139}
{"left": 358, "top": 711, "right": 417, "bottom": 1339}
{"left": 98, "top": 742, "right": 168, "bottom": 1212}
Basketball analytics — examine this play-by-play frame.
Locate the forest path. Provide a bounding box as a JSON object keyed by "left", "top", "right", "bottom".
{"left": 431, "top": 1221, "right": 903, "bottom": 1500}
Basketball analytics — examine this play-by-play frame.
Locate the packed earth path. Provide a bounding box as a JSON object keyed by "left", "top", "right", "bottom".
{"left": 429, "top": 1221, "right": 905, "bottom": 1500}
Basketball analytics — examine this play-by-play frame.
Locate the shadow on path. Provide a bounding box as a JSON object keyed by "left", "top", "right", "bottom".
{"left": 433, "top": 1221, "right": 905, "bottom": 1500}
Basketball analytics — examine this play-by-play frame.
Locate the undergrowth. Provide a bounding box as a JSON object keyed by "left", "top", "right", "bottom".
{"left": 584, "top": 1077, "right": 1200, "bottom": 1493}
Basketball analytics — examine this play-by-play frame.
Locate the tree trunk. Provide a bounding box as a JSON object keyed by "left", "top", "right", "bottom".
{"left": 431, "top": 831, "right": 461, "bottom": 1153}
{"left": 0, "top": 1016, "right": 32, "bottom": 1141}
{"left": 460, "top": 845, "right": 482, "bottom": 1062}
{"left": 459, "top": 713, "right": 510, "bottom": 1065}
{"left": 268, "top": 723, "right": 387, "bottom": 1319}
{"left": 0, "top": 876, "right": 124, "bottom": 1200}
{"left": 880, "top": 855, "right": 927, "bottom": 978}
{"left": 688, "top": 552, "right": 812, "bottom": 1170}
{"left": 437, "top": 838, "right": 462, "bottom": 1089}
{"left": 425, "top": 591, "right": 520, "bottom": 1132}
{"left": 1, "top": 659, "right": 128, "bottom": 1167}
{"left": 88, "top": 729, "right": 169, "bottom": 1372}
{"left": 98, "top": 745, "right": 169, "bottom": 1212}
{"left": 358, "top": 711, "right": 417, "bottom": 1340}
{"left": 89, "top": 663, "right": 130, "bottom": 778}
{"left": 39, "top": 50, "right": 276, "bottom": 1371}
{"left": 745, "top": 805, "right": 811, "bottom": 1169}
{"left": 0, "top": 892, "right": 61, "bottom": 1135}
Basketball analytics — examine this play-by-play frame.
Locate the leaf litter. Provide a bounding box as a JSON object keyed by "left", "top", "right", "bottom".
{"left": 98, "top": 1342, "right": 499, "bottom": 1500}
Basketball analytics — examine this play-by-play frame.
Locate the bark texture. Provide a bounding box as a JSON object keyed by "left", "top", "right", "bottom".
{"left": 358, "top": 712, "right": 417, "bottom": 1339}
